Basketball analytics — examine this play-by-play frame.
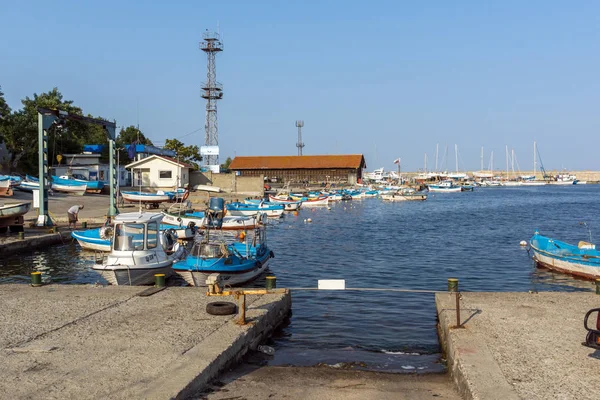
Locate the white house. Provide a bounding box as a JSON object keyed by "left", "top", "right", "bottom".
{"left": 125, "top": 155, "right": 192, "bottom": 190}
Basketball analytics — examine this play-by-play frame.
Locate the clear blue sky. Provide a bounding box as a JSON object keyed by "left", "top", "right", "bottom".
{"left": 2, "top": 0, "right": 599, "bottom": 172}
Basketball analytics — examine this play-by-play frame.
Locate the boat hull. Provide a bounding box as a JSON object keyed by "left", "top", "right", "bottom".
{"left": 52, "top": 183, "right": 86, "bottom": 196}
{"left": 0, "top": 202, "right": 31, "bottom": 218}
{"left": 0, "top": 179, "right": 11, "bottom": 196}
{"left": 174, "top": 257, "right": 270, "bottom": 287}
{"left": 381, "top": 194, "right": 427, "bottom": 201}
{"left": 427, "top": 187, "right": 462, "bottom": 193}
{"left": 121, "top": 192, "right": 170, "bottom": 203}
{"left": 92, "top": 263, "right": 173, "bottom": 285}
{"left": 530, "top": 234, "right": 600, "bottom": 280}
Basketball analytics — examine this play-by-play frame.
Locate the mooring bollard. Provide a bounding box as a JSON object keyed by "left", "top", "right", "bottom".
{"left": 154, "top": 274, "right": 166, "bottom": 288}
{"left": 81, "top": 221, "right": 87, "bottom": 229}
{"left": 596, "top": 279, "right": 600, "bottom": 295}
{"left": 235, "top": 292, "right": 246, "bottom": 324}
{"left": 18, "top": 231, "right": 25, "bottom": 240}
{"left": 448, "top": 278, "right": 461, "bottom": 328}
{"left": 448, "top": 278, "right": 459, "bottom": 292}
{"left": 31, "top": 272, "right": 42, "bottom": 287}
{"left": 266, "top": 275, "right": 277, "bottom": 290}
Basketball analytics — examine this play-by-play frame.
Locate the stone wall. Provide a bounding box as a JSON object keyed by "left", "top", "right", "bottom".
{"left": 190, "top": 171, "right": 264, "bottom": 195}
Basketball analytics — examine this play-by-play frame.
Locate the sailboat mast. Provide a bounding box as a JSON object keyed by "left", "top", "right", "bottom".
{"left": 480, "top": 146, "right": 484, "bottom": 171}
{"left": 511, "top": 149, "right": 515, "bottom": 176}
{"left": 455, "top": 144, "right": 459, "bottom": 173}
{"left": 505, "top": 145, "right": 509, "bottom": 178}
{"left": 490, "top": 151, "right": 494, "bottom": 175}
{"left": 533, "top": 141, "right": 537, "bottom": 177}
{"left": 435, "top": 144, "right": 439, "bottom": 172}
{"left": 424, "top": 153, "right": 428, "bottom": 174}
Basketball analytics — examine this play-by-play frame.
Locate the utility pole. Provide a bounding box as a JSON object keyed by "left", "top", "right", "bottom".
{"left": 295, "top": 120, "right": 305, "bottom": 156}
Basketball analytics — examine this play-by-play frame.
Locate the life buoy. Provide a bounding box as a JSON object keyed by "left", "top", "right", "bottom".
{"left": 182, "top": 190, "right": 190, "bottom": 201}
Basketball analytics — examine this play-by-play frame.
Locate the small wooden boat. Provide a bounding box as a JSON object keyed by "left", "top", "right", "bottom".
{"left": 530, "top": 231, "right": 600, "bottom": 279}
{"left": 226, "top": 202, "right": 284, "bottom": 218}
{"left": 162, "top": 209, "right": 260, "bottom": 230}
{"left": 427, "top": 180, "right": 462, "bottom": 193}
{"left": 381, "top": 188, "right": 427, "bottom": 202}
{"left": 57, "top": 175, "right": 104, "bottom": 193}
{"left": 16, "top": 181, "right": 39, "bottom": 192}
{"left": 51, "top": 182, "right": 87, "bottom": 196}
{"left": 0, "top": 202, "right": 31, "bottom": 218}
{"left": 172, "top": 225, "right": 274, "bottom": 287}
{"left": 301, "top": 196, "right": 330, "bottom": 207}
{"left": 91, "top": 212, "right": 186, "bottom": 285}
{"left": 192, "top": 184, "right": 221, "bottom": 193}
{"left": 121, "top": 191, "right": 170, "bottom": 204}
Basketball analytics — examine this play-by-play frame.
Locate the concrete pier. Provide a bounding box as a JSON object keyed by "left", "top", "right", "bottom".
{"left": 0, "top": 284, "right": 291, "bottom": 399}
{"left": 436, "top": 292, "right": 600, "bottom": 399}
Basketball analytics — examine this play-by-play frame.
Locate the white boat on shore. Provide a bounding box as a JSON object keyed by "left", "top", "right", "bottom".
{"left": 0, "top": 201, "right": 31, "bottom": 219}
{"left": 192, "top": 184, "right": 221, "bottom": 193}
{"left": 51, "top": 182, "right": 87, "bottom": 196}
{"left": 121, "top": 191, "right": 170, "bottom": 204}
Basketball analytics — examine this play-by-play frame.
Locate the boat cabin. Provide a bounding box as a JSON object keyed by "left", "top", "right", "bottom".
{"left": 112, "top": 212, "right": 163, "bottom": 252}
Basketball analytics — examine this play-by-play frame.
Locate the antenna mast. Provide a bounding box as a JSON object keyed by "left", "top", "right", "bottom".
{"left": 200, "top": 30, "right": 223, "bottom": 167}
{"left": 295, "top": 120, "right": 305, "bottom": 156}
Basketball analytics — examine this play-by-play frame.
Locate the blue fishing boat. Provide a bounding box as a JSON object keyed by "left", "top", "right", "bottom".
{"left": 16, "top": 180, "right": 39, "bottom": 192}
{"left": 172, "top": 225, "right": 274, "bottom": 287}
{"left": 530, "top": 231, "right": 600, "bottom": 280}
{"left": 226, "top": 201, "right": 284, "bottom": 218}
{"left": 427, "top": 180, "right": 462, "bottom": 193}
{"left": 56, "top": 175, "right": 105, "bottom": 192}
{"left": 26, "top": 174, "right": 39, "bottom": 182}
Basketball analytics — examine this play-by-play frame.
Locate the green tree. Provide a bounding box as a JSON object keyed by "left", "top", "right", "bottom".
{"left": 163, "top": 138, "right": 202, "bottom": 169}
{"left": 1, "top": 87, "right": 88, "bottom": 173}
{"left": 220, "top": 156, "right": 232, "bottom": 172}
{"left": 0, "top": 86, "right": 10, "bottom": 122}
{"left": 116, "top": 125, "right": 153, "bottom": 162}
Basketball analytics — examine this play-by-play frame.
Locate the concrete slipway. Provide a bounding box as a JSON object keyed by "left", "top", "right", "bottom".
{"left": 0, "top": 284, "right": 291, "bottom": 399}
{"left": 436, "top": 291, "right": 600, "bottom": 400}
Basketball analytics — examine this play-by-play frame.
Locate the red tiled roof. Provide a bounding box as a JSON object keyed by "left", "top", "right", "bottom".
{"left": 229, "top": 155, "right": 366, "bottom": 170}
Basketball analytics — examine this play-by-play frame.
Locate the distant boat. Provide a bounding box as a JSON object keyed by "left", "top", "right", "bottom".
{"left": 381, "top": 188, "right": 427, "bottom": 201}
{"left": 226, "top": 201, "right": 285, "bottom": 218}
{"left": 427, "top": 180, "right": 462, "bottom": 193}
{"left": 530, "top": 231, "right": 600, "bottom": 280}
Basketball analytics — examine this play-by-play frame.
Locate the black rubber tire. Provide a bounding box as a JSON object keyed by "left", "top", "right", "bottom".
{"left": 206, "top": 301, "right": 237, "bottom": 316}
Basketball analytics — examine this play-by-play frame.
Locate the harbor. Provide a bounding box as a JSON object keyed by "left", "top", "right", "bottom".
{"left": 3, "top": 2, "right": 600, "bottom": 397}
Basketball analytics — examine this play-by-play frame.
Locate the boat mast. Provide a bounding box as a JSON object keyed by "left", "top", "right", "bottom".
{"left": 424, "top": 153, "right": 428, "bottom": 174}
{"left": 505, "top": 145, "right": 509, "bottom": 178}
{"left": 435, "top": 144, "right": 439, "bottom": 172}
{"left": 455, "top": 144, "right": 459, "bottom": 173}
{"left": 533, "top": 141, "right": 537, "bottom": 177}
{"left": 490, "top": 151, "right": 494, "bottom": 176}
{"left": 511, "top": 149, "right": 515, "bottom": 177}
{"left": 480, "top": 146, "right": 484, "bottom": 171}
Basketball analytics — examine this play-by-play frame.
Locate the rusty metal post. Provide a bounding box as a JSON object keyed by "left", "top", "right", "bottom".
{"left": 235, "top": 293, "right": 246, "bottom": 324}
{"left": 455, "top": 291, "right": 461, "bottom": 327}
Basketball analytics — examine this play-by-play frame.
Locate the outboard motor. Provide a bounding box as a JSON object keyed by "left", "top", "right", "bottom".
{"left": 205, "top": 197, "right": 225, "bottom": 229}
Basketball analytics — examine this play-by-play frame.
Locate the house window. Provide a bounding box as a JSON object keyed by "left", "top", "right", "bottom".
{"left": 159, "top": 171, "right": 172, "bottom": 179}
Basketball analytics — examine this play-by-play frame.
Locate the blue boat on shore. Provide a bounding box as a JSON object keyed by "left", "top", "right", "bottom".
{"left": 530, "top": 231, "right": 600, "bottom": 280}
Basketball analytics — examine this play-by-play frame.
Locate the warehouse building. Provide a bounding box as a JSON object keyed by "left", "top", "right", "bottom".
{"left": 229, "top": 154, "right": 366, "bottom": 185}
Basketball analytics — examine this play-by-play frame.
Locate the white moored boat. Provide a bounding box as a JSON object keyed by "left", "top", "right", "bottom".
{"left": 301, "top": 196, "right": 330, "bottom": 207}
{"left": 381, "top": 188, "right": 427, "bottom": 202}
{"left": 51, "top": 182, "right": 87, "bottom": 196}
{"left": 91, "top": 212, "right": 185, "bottom": 285}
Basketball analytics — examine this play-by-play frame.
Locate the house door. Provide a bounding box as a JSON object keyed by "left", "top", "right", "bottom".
{"left": 135, "top": 169, "right": 151, "bottom": 187}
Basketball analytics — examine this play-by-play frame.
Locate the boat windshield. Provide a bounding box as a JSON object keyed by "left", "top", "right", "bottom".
{"left": 113, "top": 223, "right": 145, "bottom": 251}
{"left": 147, "top": 221, "right": 158, "bottom": 249}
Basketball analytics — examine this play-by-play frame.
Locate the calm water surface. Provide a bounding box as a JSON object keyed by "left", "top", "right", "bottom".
{"left": 1, "top": 185, "right": 599, "bottom": 372}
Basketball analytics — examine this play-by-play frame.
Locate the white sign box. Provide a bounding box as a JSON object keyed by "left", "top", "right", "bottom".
{"left": 318, "top": 279, "right": 346, "bottom": 290}
{"left": 200, "top": 146, "right": 220, "bottom": 156}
